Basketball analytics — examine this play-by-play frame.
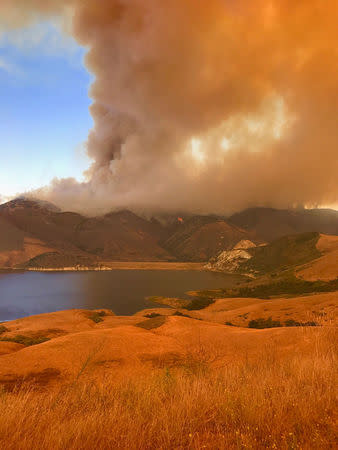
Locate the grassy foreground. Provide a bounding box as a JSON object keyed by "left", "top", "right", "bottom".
{"left": 0, "top": 325, "right": 336, "bottom": 449}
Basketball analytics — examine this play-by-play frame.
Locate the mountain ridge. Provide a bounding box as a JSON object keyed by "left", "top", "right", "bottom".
{"left": 0, "top": 198, "right": 337, "bottom": 269}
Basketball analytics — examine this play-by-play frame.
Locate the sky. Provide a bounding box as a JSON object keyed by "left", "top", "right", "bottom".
{"left": 0, "top": 21, "right": 92, "bottom": 200}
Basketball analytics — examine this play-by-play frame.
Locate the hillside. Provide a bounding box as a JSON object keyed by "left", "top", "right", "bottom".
{"left": 242, "top": 232, "right": 321, "bottom": 275}
{"left": 0, "top": 199, "right": 172, "bottom": 267}
{"left": 297, "top": 234, "right": 338, "bottom": 281}
{"left": 0, "top": 298, "right": 335, "bottom": 448}
{"left": 229, "top": 207, "right": 338, "bottom": 241}
{"left": 0, "top": 216, "right": 56, "bottom": 268}
{"left": 207, "top": 231, "right": 323, "bottom": 277}
{"left": 0, "top": 199, "right": 337, "bottom": 269}
{"left": 161, "top": 216, "right": 258, "bottom": 261}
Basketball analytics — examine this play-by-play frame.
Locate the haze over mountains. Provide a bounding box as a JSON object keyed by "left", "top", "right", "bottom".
{"left": 0, "top": 198, "right": 337, "bottom": 269}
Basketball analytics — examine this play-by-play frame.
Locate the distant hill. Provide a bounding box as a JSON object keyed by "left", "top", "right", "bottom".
{"left": 229, "top": 207, "right": 338, "bottom": 242}
{"left": 0, "top": 199, "right": 171, "bottom": 268}
{"left": 161, "top": 216, "right": 259, "bottom": 261}
{"left": 242, "top": 232, "right": 322, "bottom": 275}
{"left": 73, "top": 210, "right": 171, "bottom": 261}
{"left": 0, "top": 199, "right": 337, "bottom": 269}
{"left": 206, "top": 232, "right": 323, "bottom": 276}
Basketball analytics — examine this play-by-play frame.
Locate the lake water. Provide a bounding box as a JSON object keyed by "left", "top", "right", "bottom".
{"left": 0, "top": 270, "right": 243, "bottom": 321}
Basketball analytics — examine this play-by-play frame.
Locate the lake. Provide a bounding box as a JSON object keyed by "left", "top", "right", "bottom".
{"left": 0, "top": 270, "right": 243, "bottom": 322}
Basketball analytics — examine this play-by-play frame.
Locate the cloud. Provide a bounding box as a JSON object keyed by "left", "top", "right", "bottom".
{"left": 0, "top": 56, "right": 20, "bottom": 75}
{"left": 1, "top": 0, "right": 337, "bottom": 215}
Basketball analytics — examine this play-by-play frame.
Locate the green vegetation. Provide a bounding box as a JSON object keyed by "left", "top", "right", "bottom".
{"left": 232, "top": 277, "right": 338, "bottom": 299}
{"left": 88, "top": 311, "right": 107, "bottom": 323}
{"left": 193, "top": 276, "right": 337, "bottom": 301}
{"left": 135, "top": 316, "right": 166, "bottom": 330}
{"left": 248, "top": 318, "right": 318, "bottom": 329}
{"left": 147, "top": 296, "right": 191, "bottom": 309}
{"left": 284, "top": 319, "right": 317, "bottom": 327}
{"left": 0, "top": 325, "right": 8, "bottom": 335}
{"left": 243, "top": 232, "right": 321, "bottom": 275}
{"left": 185, "top": 298, "right": 215, "bottom": 310}
{"left": 0, "top": 335, "right": 50, "bottom": 346}
{"left": 173, "top": 311, "right": 191, "bottom": 318}
{"left": 144, "top": 313, "right": 162, "bottom": 319}
{"left": 248, "top": 317, "right": 282, "bottom": 329}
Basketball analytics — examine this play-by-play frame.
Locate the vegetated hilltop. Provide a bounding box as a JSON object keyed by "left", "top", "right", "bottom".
{"left": 0, "top": 198, "right": 337, "bottom": 269}
{"left": 229, "top": 207, "right": 338, "bottom": 241}
{"left": 207, "top": 231, "right": 329, "bottom": 276}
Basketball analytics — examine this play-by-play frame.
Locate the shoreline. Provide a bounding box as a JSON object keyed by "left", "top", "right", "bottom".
{"left": 1, "top": 262, "right": 207, "bottom": 273}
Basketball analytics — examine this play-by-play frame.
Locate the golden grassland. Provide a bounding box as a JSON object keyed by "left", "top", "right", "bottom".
{"left": 0, "top": 321, "right": 336, "bottom": 450}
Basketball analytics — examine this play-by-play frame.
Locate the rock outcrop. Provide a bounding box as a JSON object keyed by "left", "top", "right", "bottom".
{"left": 205, "top": 240, "right": 257, "bottom": 273}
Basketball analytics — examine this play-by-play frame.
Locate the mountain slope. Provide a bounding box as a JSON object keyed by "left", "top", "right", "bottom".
{"left": 296, "top": 234, "right": 338, "bottom": 281}
{"left": 162, "top": 216, "right": 258, "bottom": 261}
{"left": 0, "top": 199, "right": 172, "bottom": 266}
{"left": 229, "top": 207, "right": 338, "bottom": 241}
{"left": 74, "top": 210, "right": 172, "bottom": 261}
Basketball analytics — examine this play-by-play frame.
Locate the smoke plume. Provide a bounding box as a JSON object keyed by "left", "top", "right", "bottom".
{"left": 1, "top": 0, "right": 338, "bottom": 214}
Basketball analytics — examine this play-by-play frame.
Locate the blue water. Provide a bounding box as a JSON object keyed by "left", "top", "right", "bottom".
{"left": 0, "top": 270, "right": 243, "bottom": 321}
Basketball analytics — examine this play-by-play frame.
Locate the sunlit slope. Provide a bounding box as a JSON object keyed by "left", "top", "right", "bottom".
{"left": 0, "top": 308, "right": 329, "bottom": 389}
{"left": 297, "top": 234, "right": 338, "bottom": 281}
{"left": 186, "top": 292, "right": 337, "bottom": 327}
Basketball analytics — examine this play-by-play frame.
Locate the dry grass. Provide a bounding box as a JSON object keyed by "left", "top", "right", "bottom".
{"left": 0, "top": 326, "right": 336, "bottom": 449}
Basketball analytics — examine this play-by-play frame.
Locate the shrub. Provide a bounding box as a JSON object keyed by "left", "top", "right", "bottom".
{"left": 0, "top": 325, "right": 8, "bottom": 335}
{"left": 173, "top": 311, "right": 191, "bottom": 318}
{"left": 144, "top": 313, "right": 162, "bottom": 319}
{"left": 88, "top": 311, "right": 107, "bottom": 323}
{"left": 248, "top": 317, "right": 281, "bottom": 329}
{"left": 135, "top": 316, "right": 166, "bottom": 330}
{"left": 0, "top": 335, "right": 50, "bottom": 346}
{"left": 225, "top": 322, "right": 236, "bottom": 327}
{"left": 285, "top": 319, "right": 317, "bottom": 327}
{"left": 186, "top": 298, "right": 215, "bottom": 311}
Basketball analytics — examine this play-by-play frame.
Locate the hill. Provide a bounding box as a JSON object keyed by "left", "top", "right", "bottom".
{"left": 229, "top": 207, "right": 338, "bottom": 241}
{"left": 0, "top": 302, "right": 335, "bottom": 448}
{"left": 0, "top": 199, "right": 337, "bottom": 269}
{"left": 0, "top": 199, "right": 172, "bottom": 267}
{"left": 297, "top": 234, "right": 338, "bottom": 281}
{"left": 207, "top": 231, "right": 323, "bottom": 277}
{"left": 161, "top": 215, "right": 258, "bottom": 261}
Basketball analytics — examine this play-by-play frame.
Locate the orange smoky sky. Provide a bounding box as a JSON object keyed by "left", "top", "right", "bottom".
{"left": 1, "top": 0, "right": 337, "bottom": 214}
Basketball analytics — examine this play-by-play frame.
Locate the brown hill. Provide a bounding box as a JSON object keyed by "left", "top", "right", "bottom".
{"left": 73, "top": 210, "right": 171, "bottom": 261}
{"left": 1, "top": 199, "right": 337, "bottom": 268}
{"left": 162, "top": 216, "right": 258, "bottom": 261}
{"left": 0, "top": 199, "right": 172, "bottom": 267}
{"left": 0, "top": 216, "right": 56, "bottom": 268}
{"left": 229, "top": 207, "right": 338, "bottom": 242}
